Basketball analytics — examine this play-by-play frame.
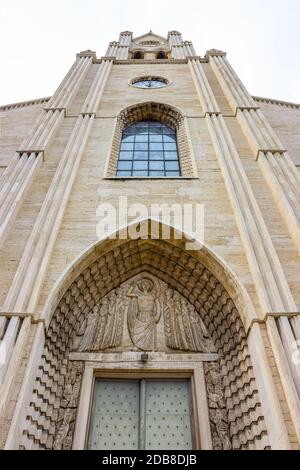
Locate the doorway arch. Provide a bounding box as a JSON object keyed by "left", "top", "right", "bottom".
{"left": 19, "top": 227, "right": 269, "bottom": 450}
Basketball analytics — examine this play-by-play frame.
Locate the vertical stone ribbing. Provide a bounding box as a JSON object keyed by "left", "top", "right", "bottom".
{"left": 168, "top": 30, "right": 186, "bottom": 59}
{"left": 0, "top": 153, "right": 42, "bottom": 249}
{"left": 3, "top": 59, "right": 112, "bottom": 314}
{"left": 208, "top": 52, "right": 300, "bottom": 254}
{"left": 45, "top": 55, "right": 94, "bottom": 111}
{"left": 183, "top": 41, "right": 196, "bottom": 56}
{"left": 0, "top": 55, "right": 112, "bottom": 426}
{"left": 115, "top": 31, "right": 133, "bottom": 59}
{"left": 80, "top": 60, "right": 113, "bottom": 115}
{"left": 189, "top": 59, "right": 220, "bottom": 114}
{"left": 0, "top": 54, "right": 94, "bottom": 250}
{"left": 189, "top": 55, "right": 300, "bottom": 447}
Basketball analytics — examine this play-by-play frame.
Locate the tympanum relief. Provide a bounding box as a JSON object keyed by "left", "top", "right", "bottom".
{"left": 73, "top": 273, "right": 215, "bottom": 353}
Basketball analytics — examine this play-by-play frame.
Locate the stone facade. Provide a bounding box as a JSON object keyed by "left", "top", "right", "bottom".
{"left": 0, "top": 30, "right": 299, "bottom": 450}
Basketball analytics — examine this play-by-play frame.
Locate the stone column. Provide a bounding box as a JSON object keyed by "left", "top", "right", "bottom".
{"left": 0, "top": 51, "right": 95, "bottom": 250}
{"left": 189, "top": 55, "right": 300, "bottom": 447}
{"left": 0, "top": 56, "right": 113, "bottom": 442}
{"left": 207, "top": 50, "right": 300, "bottom": 255}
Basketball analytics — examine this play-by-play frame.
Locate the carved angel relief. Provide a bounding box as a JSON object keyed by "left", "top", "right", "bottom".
{"left": 73, "top": 273, "right": 216, "bottom": 354}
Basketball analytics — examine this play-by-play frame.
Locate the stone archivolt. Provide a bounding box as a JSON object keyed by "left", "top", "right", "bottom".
{"left": 19, "top": 239, "right": 269, "bottom": 450}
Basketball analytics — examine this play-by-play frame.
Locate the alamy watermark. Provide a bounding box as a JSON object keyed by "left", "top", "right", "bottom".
{"left": 96, "top": 197, "right": 204, "bottom": 251}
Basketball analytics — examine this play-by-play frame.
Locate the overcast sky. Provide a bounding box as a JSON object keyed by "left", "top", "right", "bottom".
{"left": 0, "top": 0, "right": 299, "bottom": 105}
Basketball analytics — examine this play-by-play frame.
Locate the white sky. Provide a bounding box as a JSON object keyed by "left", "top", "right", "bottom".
{"left": 0, "top": 0, "right": 299, "bottom": 105}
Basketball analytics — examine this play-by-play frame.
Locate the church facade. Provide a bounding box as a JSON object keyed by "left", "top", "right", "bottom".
{"left": 0, "top": 30, "right": 300, "bottom": 450}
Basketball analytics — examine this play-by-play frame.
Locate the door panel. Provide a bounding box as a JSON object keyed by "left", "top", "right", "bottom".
{"left": 87, "top": 380, "right": 140, "bottom": 450}
{"left": 145, "top": 380, "right": 193, "bottom": 450}
{"left": 87, "top": 378, "right": 194, "bottom": 450}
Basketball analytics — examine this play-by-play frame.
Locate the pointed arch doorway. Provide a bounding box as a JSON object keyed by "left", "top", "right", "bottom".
{"left": 18, "top": 233, "right": 270, "bottom": 450}
{"left": 71, "top": 270, "right": 219, "bottom": 450}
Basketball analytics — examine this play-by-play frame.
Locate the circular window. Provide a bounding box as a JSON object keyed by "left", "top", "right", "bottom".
{"left": 130, "top": 77, "right": 169, "bottom": 89}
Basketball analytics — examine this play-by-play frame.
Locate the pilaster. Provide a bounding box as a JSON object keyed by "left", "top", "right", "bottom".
{"left": 168, "top": 30, "right": 188, "bottom": 59}
{"left": 115, "top": 31, "right": 133, "bottom": 59}
{"left": 0, "top": 55, "right": 113, "bottom": 443}
{"left": 189, "top": 55, "right": 300, "bottom": 446}
{"left": 0, "top": 52, "right": 94, "bottom": 250}
{"left": 207, "top": 51, "right": 300, "bottom": 254}
{"left": 105, "top": 41, "right": 119, "bottom": 57}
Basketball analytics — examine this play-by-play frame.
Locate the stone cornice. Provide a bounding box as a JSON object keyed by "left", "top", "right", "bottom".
{"left": 120, "top": 30, "right": 133, "bottom": 36}
{"left": 106, "top": 58, "right": 190, "bottom": 65}
{"left": 187, "top": 56, "right": 208, "bottom": 62}
{"left": 253, "top": 95, "right": 300, "bottom": 110}
{"left": 76, "top": 49, "right": 97, "bottom": 59}
{"left": 0, "top": 96, "right": 51, "bottom": 112}
{"left": 205, "top": 49, "right": 227, "bottom": 58}
{"left": 1, "top": 94, "right": 299, "bottom": 114}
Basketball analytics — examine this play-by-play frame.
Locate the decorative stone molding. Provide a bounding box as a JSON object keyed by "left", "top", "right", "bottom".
{"left": 18, "top": 239, "right": 269, "bottom": 450}
{"left": 105, "top": 101, "right": 198, "bottom": 178}
{"left": 3, "top": 93, "right": 297, "bottom": 115}
{"left": 205, "top": 49, "right": 227, "bottom": 58}
{"left": 253, "top": 96, "right": 300, "bottom": 110}
{"left": 0, "top": 97, "right": 51, "bottom": 112}
{"left": 76, "top": 50, "right": 97, "bottom": 60}
{"left": 112, "top": 59, "right": 189, "bottom": 65}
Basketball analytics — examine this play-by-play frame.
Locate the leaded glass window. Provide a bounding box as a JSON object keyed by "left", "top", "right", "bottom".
{"left": 117, "top": 121, "right": 181, "bottom": 177}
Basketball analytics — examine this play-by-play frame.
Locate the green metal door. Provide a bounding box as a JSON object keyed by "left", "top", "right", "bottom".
{"left": 87, "top": 379, "right": 194, "bottom": 450}
{"left": 144, "top": 380, "right": 194, "bottom": 450}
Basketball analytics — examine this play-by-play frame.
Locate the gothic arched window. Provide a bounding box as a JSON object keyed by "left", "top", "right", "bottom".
{"left": 105, "top": 102, "right": 198, "bottom": 179}
{"left": 117, "top": 121, "right": 181, "bottom": 177}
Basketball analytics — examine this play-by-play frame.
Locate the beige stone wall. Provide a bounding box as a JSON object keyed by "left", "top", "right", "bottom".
{"left": 1, "top": 63, "right": 299, "bottom": 316}
{"left": 225, "top": 116, "right": 300, "bottom": 309}
{"left": 0, "top": 117, "right": 75, "bottom": 307}
{"left": 258, "top": 101, "right": 300, "bottom": 167}
{"left": 97, "top": 63, "right": 203, "bottom": 116}
{"left": 0, "top": 105, "right": 43, "bottom": 168}
{"left": 1, "top": 48, "right": 300, "bottom": 450}
{"left": 35, "top": 63, "right": 262, "bottom": 317}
